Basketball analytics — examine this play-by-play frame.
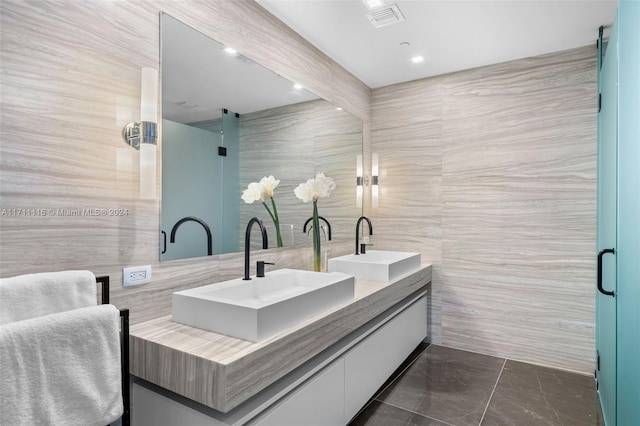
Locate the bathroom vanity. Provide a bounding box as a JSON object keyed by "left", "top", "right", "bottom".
{"left": 130, "top": 264, "right": 431, "bottom": 425}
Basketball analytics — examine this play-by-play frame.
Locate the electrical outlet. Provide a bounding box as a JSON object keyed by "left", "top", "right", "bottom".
{"left": 123, "top": 265, "right": 151, "bottom": 287}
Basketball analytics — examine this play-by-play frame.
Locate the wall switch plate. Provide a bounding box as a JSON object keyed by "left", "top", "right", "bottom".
{"left": 123, "top": 265, "right": 151, "bottom": 287}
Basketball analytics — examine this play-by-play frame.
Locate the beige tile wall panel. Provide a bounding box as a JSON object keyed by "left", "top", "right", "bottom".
{"left": 0, "top": 0, "right": 370, "bottom": 325}
{"left": 371, "top": 46, "right": 596, "bottom": 373}
{"left": 440, "top": 48, "right": 596, "bottom": 374}
{"left": 371, "top": 76, "right": 445, "bottom": 343}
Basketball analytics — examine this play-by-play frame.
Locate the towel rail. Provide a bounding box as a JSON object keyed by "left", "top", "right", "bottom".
{"left": 96, "top": 276, "right": 130, "bottom": 426}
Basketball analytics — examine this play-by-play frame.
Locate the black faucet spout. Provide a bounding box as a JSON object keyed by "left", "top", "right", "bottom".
{"left": 355, "top": 216, "right": 373, "bottom": 255}
{"left": 303, "top": 215, "right": 332, "bottom": 241}
{"left": 244, "top": 217, "right": 269, "bottom": 280}
{"left": 169, "top": 216, "right": 213, "bottom": 256}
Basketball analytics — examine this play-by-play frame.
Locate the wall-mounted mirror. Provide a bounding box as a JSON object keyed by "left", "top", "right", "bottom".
{"left": 161, "top": 14, "right": 363, "bottom": 261}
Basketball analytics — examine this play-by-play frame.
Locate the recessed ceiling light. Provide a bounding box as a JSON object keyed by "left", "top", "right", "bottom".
{"left": 223, "top": 47, "right": 237, "bottom": 55}
{"left": 336, "top": 107, "right": 343, "bottom": 111}
{"left": 411, "top": 55, "right": 425, "bottom": 64}
{"left": 293, "top": 83, "right": 303, "bottom": 90}
{"left": 363, "top": 0, "right": 385, "bottom": 10}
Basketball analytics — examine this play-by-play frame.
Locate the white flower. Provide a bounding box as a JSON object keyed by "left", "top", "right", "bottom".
{"left": 259, "top": 175, "right": 280, "bottom": 198}
{"left": 314, "top": 172, "right": 336, "bottom": 198}
{"left": 242, "top": 176, "right": 281, "bottom": 203}
{"left": 242, "top": 176, "right": 283, "bottom": 246}
{"left": 294, "top": 179, "right": 314, "bottom": 203}
{"left": 294, "top": 173, "right": 336, "bottom": 203}
{"left": 241, "top": 182, "right": 264, "bottom": 204}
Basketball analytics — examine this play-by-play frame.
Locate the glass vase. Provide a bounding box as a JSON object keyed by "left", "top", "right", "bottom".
{"left": 312, "top": 200, "right": 321, "bottom": 272}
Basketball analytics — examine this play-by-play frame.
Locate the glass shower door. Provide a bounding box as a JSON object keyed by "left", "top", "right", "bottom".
{"left": 614, "top": 1, "right": 640, "bottom": 424}
{"left": 596, "top": 17, "right": 618, "bottom": 426}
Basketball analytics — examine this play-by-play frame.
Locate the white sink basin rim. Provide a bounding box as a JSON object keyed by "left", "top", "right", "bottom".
{"left": 172, "top": 269, "right": 355, "bottom": 342}
{"left": 328, "top": 250, "right": 421, "bottom": 282}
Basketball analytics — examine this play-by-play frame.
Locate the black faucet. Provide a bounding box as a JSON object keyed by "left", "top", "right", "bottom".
{"left": 244, "top": 217, "right": 268, "bottom": 280}
{"left": 355, "top": 216, "right": 373, "bottom": 255}
{"left": 169, "top": 216, "right": 213, "bottom": 256}
{"left": 302, "top": 216, "right": 332, "bottom": 241}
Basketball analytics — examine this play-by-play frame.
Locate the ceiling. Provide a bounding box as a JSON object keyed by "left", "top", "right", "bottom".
{"left": 257, "top": 0, "right": 617, "bottom": 88}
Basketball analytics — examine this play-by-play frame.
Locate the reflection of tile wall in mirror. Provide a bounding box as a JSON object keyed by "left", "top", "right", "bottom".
{"left": 160, "top": 14, "right": 363, "bottom": 261}
{"left": 241, "top": 100, "right": 362, "bottom": 250}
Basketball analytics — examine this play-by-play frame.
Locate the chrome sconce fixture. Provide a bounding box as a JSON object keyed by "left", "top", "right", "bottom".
{"left": 356, "top": 154, "right": 380, "bottom": 208}
{"left": 122, "top": 67, "right": 158, "bottom": 199}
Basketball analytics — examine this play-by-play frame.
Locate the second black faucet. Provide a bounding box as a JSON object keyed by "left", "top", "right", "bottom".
{"left": 355, "top": 216, "right": 373, "bottom": 255}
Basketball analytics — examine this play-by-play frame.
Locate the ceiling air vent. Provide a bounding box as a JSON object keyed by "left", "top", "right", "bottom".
{"left": 366, "top": 4, "right": 405, "bottom": 28}
{"left": 173, "top": 101, "right": 198, "bottom": 109}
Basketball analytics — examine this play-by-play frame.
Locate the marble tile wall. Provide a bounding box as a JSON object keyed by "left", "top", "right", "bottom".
{"left": 0, "top": 0, "right": 370, "bottom": 324}
{"left": 371, "top": 46, "right": 597, "bottom": 373}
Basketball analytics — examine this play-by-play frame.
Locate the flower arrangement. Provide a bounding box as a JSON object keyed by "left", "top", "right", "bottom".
{"left": 242, "top": 175, "right": 283, "bottom": 247}
{"left": 294, "top": 173, "right": 336, "bottom": 271}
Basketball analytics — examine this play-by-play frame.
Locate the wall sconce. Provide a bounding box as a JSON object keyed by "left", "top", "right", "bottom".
{"left": 356, "top": 154, "right": 364, "bottom": 208}
{"left": 372, "top": 153, "right": 379, "bottom": 208}
{"left": 122, "top": 67, "right": 158, "bottom": 200}
{"left": 356, "top": 154, "right": 380, "bottom": 208}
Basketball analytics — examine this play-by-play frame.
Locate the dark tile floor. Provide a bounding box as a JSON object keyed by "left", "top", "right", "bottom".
{"left": 349, "top": 344, "right": 603, "bottom": 426}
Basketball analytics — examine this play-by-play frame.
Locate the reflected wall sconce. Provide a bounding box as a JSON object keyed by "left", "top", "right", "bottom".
{"left": 372, "top": 153, "right": 379, "bottom": 208}
{"left": 356, "top": 154, "right": 364, "bottom": 208}
{"left": 122, "top": 67, "right": 158, "bottom": 200}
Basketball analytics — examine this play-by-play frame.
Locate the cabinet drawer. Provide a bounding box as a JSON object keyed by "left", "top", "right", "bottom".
{"left": 344, "top": 296, "right": 427, "bottom": 422}
{"left": 251, "top": 357, "right": 345, "bottom": 426}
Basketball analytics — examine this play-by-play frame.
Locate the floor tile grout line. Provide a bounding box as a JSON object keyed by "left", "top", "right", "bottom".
{"left": 370, "top": 343, "right": 432, "bottom": 401}
{"left": 478, "top": 358, "right": 508, "bottom": 425}
{"left": 373, "top": 400, "right": 458, "bottom": 426}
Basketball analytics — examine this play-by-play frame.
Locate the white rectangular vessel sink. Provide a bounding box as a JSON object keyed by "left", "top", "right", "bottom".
{"left": 328, "top": 250, "right": 421, "bottom": 282}
{"left": 172, "top": 269, "right": 355, "bottom": 342}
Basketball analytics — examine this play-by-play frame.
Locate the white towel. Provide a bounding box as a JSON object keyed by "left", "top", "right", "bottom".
{"left": 0, "top": 270, "right": 97, "bottom": 326}
{"left": 0, "top": 304, "right": 123, "bottom": 426}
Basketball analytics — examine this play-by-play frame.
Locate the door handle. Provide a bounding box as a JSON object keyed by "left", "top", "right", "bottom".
{"left": 161, "top": 231, "right": 167, "bottom": 254}
{"left": 597, "top": 248, "right": 615, "bottom": 297}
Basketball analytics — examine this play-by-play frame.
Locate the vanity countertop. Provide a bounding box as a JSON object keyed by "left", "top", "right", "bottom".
{"left": 130, "top": 263, "right": 432, "bottom": 413}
